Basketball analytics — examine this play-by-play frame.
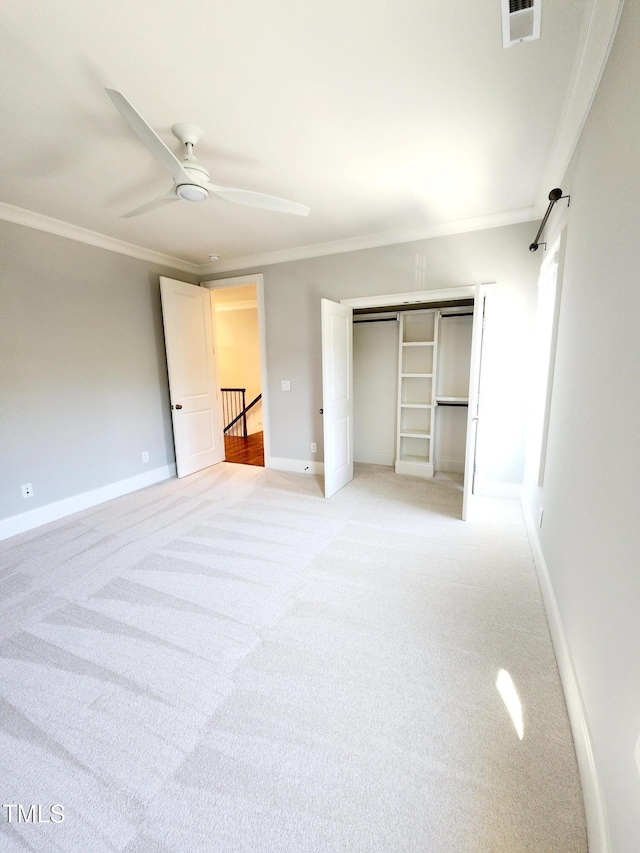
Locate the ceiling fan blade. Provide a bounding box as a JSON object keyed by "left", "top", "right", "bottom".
{"left": 121, "top": 191, "right": 179, "bottom": 219}
{"left": 106, "top": 88, "right": 191, "bottom": 185}
{"left": 205, "top": 183, "right": 310, "bottom": 216}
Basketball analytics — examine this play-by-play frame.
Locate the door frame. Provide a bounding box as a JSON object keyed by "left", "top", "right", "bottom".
{"left": 200, "top": 273, "right": 271, "bottom": 467}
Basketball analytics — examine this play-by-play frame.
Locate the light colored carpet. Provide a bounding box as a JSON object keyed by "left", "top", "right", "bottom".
{"left": 0, "top": 463, "right": 586, "bottom": 852}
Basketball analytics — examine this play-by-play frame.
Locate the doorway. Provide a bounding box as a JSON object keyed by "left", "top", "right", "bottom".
{"left": 202, "top": 274, "right": 270, "bottom": 468}
{"left": 324, "top": 284, "right": 489, "bottom": 518}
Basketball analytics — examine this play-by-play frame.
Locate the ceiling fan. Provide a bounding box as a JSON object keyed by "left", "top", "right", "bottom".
{"left": 105, "top": 88, "right": 310, "bottom": 219}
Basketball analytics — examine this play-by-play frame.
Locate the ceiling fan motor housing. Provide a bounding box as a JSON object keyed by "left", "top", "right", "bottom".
{"left": 177, "top": 184, "right": 209, "bottom": 202}
{"left": 177, "top": 161, "right": 210, "bottom": 201}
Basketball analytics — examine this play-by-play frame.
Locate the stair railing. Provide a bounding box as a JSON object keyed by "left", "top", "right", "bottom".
{"left": 221, "top": 389, "right": 262, "bottom": 437}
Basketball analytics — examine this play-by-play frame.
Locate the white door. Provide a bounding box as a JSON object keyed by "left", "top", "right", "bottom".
{"left": 462, "top": 284, "right": 486, "bottom": 520}
{"left": 159, "top": 276, "right": 224, "bottom": 478}
{"left": 321, "top": 298, "right": 353, "bottom": 498}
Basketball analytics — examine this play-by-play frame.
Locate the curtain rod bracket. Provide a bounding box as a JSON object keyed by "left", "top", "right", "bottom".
{"left": 529, "top": 188, "right": 571, "bottom": 252}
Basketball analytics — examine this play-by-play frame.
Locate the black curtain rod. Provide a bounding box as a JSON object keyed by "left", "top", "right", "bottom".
{"left": 530, "top": 188, "right": 570, "bottom": 252}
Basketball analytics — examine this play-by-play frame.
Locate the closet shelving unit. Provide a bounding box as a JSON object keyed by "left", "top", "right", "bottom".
{"left": 432, "top": 309, "right": 473, "bottom": 475}
{"left": 434, "top": 396, "right": 469, "bottom": 406}
{"left": 395, "top": 310, "right": 439, "bottom": 477}
{"left": 434, "top": 309, "right": 472, "bottom": 410}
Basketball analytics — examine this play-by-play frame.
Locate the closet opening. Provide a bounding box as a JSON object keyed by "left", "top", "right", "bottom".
{"left": 353, "top": 299, "right": 474, "bottom": 486}
{"left": 323, "top": 285, "right": 489, "bottom": 518}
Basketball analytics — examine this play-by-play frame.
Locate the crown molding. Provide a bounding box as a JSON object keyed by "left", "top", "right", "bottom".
{"left": 197, "top": 206, "right": 537, "bottom": 275}
{"left": 537, "top": 0, "right": 624, "bottom": 206}
{"left": 0, "top": 200, "right": 538, "bottom": 280}
{"left": 0, "top": 203, "right": 199, "bottom": 275}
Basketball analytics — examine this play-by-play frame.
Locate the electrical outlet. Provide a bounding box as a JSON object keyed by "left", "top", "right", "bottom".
{"left": 281, "top": 380, "right": 291, "bottom": 391}
{"left": 21, "top": 483, "right": 33, "bottom": 498}
{"left": 310, "top": 442, "right": 317, "bottom": 453}
{"left": 141, "top": 451, "right": 149, "bottom": 463}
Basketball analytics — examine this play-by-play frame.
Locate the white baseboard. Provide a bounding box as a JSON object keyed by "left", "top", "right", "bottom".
{"left": 353, "top": 451, "right": 395, "bottom": 466}
{"left": 0, "top": 464, "right": 177, "bottom": 542}
{"left": 435, "top": 457, "right": 465, "bottom": 474}
{"left": 395, "top": 459, "right": 434, "bottom": 478}
{"left": 521, "top": 499, "right": 610, "bottom": 853}
{"left": 267, "top": 457, "right": 324, "bottom": 475}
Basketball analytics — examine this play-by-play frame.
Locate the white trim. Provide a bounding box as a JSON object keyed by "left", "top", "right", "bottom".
{"left": 521, "top": 498, "right": 610, "bottom": 853}
{"left": 395, "top": 460, "right": 434, "bottom": 478}
{"left": 213, "top": 300, "right": 258, "bottom": 312}
{"left": 0, "top": 203, "right": 199, "bottom": 275}
{"left": 0, "top": 200, "right": 539, "bottom": 280}
{"left": 268, "top": 457, "right": 324, "bottom": 475}
{"left": 0, "top": 464, "right": 177, "bottom": 542}
{"left": 342, "top": 285, "right": 480, "bottom": 310}
{"left": 201, "top": 274, "right": 266, "bottom": 288}
{"left": 198, "top": 208, "right": 536, "bottom": 274}
{"left": 435, "top": 458, "right": 465, "bottom": 474}
{"left": 538, "top": 0, "right": 625, "bottom": 203}
{"left": 201, "top": 274, "right": 271, "bottom": 465}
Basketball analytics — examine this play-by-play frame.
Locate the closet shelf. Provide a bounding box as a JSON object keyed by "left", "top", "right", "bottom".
{"left": 402, "top": 341, "right": 435, "bottom": 347}
{"left": 399, "top": 430, "right": 431, "bottom": 439}
{"left": 401, "top": 372, "right": 433, "bottom": 378}
{"left": 435, "top": 396, "right": 469, "bottom": 406}
{"left": 400, "top": 403, "right": 432, "bottom": 409}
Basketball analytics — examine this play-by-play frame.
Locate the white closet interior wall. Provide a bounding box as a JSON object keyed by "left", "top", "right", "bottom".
{"left": 353, "top": 317, "right": 398, "bottom": 466}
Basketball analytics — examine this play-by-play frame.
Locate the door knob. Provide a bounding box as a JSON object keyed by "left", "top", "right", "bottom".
{"left": 173, "top": 404, "right": 183, "bottom": 410}
{"left": 319, "top": 408, "right": 323, "bottom": 414}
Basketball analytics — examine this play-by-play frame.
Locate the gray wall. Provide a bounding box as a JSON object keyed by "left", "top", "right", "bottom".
{"left": 1, "top": 214, "right": 539, "bottom": 526}
{"left": 0, "top": 221, "right": 196, "bottom": 521}
{"left": 208, "top": 222, "right": 540, "bottom": 485}
{"left": 523, "top": 2, "right": 640, "bottom": 848}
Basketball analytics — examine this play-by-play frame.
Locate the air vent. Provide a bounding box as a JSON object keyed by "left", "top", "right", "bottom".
{"left": 501, "top": 0, "right": 541, "bottom": 48}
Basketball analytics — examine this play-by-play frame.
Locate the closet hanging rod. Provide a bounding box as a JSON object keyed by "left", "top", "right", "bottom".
{"left": 353, "top": 317, "right": 398, "bottom": 324}
{"left": 441, "top": 312, "right": 474, "bottom": 318}
{"left": 529, "top": 188, "right": 570, "bottom": 252}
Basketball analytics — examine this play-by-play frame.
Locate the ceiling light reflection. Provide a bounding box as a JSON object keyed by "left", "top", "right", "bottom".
{"left": 496, "top": 669, "right": 524, "bottom": 740}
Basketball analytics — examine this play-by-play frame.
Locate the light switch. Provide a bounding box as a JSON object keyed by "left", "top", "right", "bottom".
{"left": 281, "top": 380, "right": 291, "bottom": 391}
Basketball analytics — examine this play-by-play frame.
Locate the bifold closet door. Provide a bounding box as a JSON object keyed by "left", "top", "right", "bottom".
{"left": 321, "top": 298, "right": 353, "bottom": 498}
{"left": 462, "top": 284, "right": 485, "bottom": 520}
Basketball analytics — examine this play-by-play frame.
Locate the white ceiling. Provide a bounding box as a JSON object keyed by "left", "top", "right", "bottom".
{"left": 0, "top": 0, "right": 611, "bottom": 272}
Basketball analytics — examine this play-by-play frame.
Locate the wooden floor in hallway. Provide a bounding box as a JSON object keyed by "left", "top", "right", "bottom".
{"left": 224, "top": 431, "right": 264, "bottom": 467}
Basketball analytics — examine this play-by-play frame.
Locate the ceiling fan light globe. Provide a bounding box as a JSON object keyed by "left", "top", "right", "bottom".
{"left": 177, "top": 185, "right": 208, "bottom": 202}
